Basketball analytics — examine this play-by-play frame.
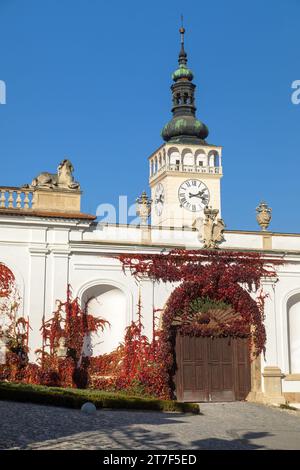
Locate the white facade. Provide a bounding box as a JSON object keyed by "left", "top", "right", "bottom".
{"left": 0, "top": 207, "right": 300, "bottom": 402}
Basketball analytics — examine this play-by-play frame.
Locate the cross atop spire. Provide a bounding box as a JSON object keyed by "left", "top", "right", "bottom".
{"left": 179, "top": 16, "right": 187, "bottom": 66}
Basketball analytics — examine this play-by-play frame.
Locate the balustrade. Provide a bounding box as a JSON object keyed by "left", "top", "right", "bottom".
{"left": 150, "top": 164, "right": 222, "bottom": 179}
{"left": 0, "top": 187, "right": 33, "bottom": 210}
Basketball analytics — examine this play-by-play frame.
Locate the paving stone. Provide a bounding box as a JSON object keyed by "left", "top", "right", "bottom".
{"left": 0, "top": 400, "right": 299, "bottom": 450}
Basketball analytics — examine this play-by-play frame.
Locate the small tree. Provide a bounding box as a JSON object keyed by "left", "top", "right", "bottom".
{"left": 38, "top": 287, "right": 108, "bottom": 387}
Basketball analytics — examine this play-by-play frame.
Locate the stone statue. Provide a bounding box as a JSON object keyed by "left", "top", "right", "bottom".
{"left": 26, "top": 159, "right": 80, "bottom": 190}
{"left": 201, "top": 206, "right": 225, "bottom": 249}
{"left": 0, "top": 338, "right": 7, "bottom": 365}
{"left": 256, "top": 201, "right": 272, "bottom": 231}
{"left": 55, "top": 337, "right": 68, "bottom": 358}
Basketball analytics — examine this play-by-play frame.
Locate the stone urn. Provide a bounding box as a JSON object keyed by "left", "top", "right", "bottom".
{"left": 256, "top": 201, "right": 272, "bottom": 231}
{"left": 136, "top": 191, "right": 152, "bottom": 225}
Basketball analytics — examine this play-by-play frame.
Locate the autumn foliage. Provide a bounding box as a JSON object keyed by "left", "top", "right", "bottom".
{"left": 0, "top": 250, "right": 280, "bottom": 399}
{"left": 118, "top": 249, "right": 280, "bottom": 398}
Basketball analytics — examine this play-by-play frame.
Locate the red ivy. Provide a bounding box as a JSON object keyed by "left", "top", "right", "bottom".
{"left": 37, "top": 287, "right": 108, "bottom": 388}
{"left": 0, "top": 263, "right": 15, "bottom": 298}
{"left": 117, "top": 249, "right": 282, "bottom": 399}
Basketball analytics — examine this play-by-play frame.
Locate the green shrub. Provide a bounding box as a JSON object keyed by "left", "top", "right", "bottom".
{"left": 0, "top": 382, "right": 200, "bottom": 414}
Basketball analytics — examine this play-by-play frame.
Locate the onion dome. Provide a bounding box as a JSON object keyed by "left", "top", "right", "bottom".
{"left": 161, "top": 26, "right": 209, "bottom": 145}
{"left": 172, "top": 64, "right": 194, "bottom": 82}
{"left": 162, "top": 116, "right": 209, "bottom": 144}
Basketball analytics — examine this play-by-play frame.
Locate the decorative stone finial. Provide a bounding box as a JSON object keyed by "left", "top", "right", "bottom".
{"left": 200, "top": 206, "right": 225, "bottom": 249}
{"left": 256, "top": 201, "right": 272, "bottom": 231}
{"left": 136, "top": 191, "right": 152, "bottom": 225}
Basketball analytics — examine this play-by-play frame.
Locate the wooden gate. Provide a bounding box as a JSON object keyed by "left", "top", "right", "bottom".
{"left": 175, "top": 335, "right": 251, "bottom": 402}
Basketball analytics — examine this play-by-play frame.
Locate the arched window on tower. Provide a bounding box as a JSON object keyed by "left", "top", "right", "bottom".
{"left": 287, "top": 293, "right": 300, "bottom": 373}
{"left": 182, "top": 148, "right": 193, "bottom": 167}
{"left": 150, "top": 160, "right": 154, "bottom": 177}
{"left": 195, "top": 150, "right": 207, "bottom": 167}
{"left": 158, "top": 153, "right": 162, "bottom": 169}
{"left": 168, "top": 147, "right": 181, "bottom": 168}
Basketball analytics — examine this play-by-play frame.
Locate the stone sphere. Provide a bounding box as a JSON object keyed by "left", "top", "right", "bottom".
{"left": 81, "top": 402, "right": 97, "bottom": 415}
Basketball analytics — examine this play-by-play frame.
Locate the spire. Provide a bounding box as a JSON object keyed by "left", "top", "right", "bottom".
{"left": 179, "top": 16, "right": 187, "bottom": 66}
{"left": 161, "top": 23, "right": 209, "bottom": 145}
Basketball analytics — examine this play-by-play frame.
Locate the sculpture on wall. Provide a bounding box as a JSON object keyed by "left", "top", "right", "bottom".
{"left": 55, "top": 336, "right": 68, "bottom": 358}
{"left": 25, "top": 159, "right": 80, "bottom": 190}
{"left": 195, "top": 206, "right": 225, "bottom": 249}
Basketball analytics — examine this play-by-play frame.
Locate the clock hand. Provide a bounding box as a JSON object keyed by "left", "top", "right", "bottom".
{"left": 189, "top": 191, "right": 205, "bottom": 199}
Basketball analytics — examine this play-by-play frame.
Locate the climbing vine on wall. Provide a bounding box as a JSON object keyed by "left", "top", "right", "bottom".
{"left": 35, "top": 287, "right": 108, "bottom": 388}
{"left": 118, "top": 249, "right": 282, "bottom": 398}
{"left": 0, "top": 263, "right": 30, "bottom": 381}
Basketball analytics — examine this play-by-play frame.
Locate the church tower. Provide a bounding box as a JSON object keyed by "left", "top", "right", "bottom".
{"left": 149, "top": 26, "right": 223, "bottom": 228}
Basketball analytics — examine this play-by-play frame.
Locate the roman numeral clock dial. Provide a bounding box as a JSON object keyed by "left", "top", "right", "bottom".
{"left": 154, "top": 183, "right": 165, "bottom": 216}
{"left": 178, "top": 179, "right": 210, "bottom": 212}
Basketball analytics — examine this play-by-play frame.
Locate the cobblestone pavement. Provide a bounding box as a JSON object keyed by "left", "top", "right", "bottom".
{"left": 0, "top": 400, "right": 299, "bottom": 450}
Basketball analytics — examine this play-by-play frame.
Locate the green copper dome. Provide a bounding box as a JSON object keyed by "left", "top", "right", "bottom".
{"left": 172, "top": 64, "right": 194, "bottom": 82}
{"left": 161, "top": 115, "right": 209, "bottom": 144}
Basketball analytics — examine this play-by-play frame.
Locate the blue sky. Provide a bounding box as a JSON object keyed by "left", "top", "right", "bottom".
{"left": 0, "top": 0, "right": 299, "bottom": 232}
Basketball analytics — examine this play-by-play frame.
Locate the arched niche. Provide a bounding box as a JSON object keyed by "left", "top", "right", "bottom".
{"left": 287, "top": 292, "right": 300, "bottom": 373}
{"left": 81, "top": 284, "right": 127, "bottom": 356}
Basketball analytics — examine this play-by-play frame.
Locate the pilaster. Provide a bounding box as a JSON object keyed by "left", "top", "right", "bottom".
{"left": 27, "top": 245, "right": 48, "bottom": 361}
{"left": 261, "top": 277, "right": 285, "bottom": 404}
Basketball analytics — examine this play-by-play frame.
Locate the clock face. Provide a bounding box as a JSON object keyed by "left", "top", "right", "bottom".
{"left": 154, "top": 183, "right": 165, "bottom": 216}
{"left": 178, "top": 179, "right": 210, "bottom": 212}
